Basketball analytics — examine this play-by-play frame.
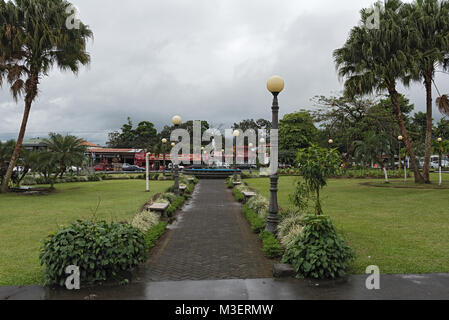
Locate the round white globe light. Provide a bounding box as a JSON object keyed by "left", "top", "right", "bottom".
{"left": 172, "top": 115, "right": 182, "bottom": 126}
{"left": 267, "top": 75, "right": 285, "bottom": 94}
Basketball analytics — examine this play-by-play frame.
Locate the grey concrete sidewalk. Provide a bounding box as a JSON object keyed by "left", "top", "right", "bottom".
{"left": 2, "top": 273, "right": 449, "bottom": 300}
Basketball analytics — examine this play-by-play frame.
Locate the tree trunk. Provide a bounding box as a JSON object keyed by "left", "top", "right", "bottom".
{"left": 1, "top": 74, "right": 38, "bottom": 193}
{"left": 388, "top": 87, "right": 425, "bottom": 183}
{"left": 422, "top": 74, "right": 433, "bottom": 183}
{"left": 1, "top": 101, "right": 32, "bottom": 192}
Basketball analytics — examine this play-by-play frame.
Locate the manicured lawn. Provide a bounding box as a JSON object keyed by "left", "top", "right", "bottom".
{"left": 0, "top": 180, "right": 172, "bottom": 286}
{"left": 245, "top": 173, "right": 449, "bottom": 275}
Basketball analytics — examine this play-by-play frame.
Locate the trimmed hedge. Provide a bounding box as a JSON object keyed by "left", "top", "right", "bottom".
{"left": 259, "top": 231, "right": 283, "bottom": 258}
{"left": 145, "top": 222, "right": 168, "bottom": 249}
{"left": 232, "top": 187, "right": 245, "bottom": 202}
{"left": 240, "top": 204, "right": 283, "bottom": 259}
{"left": 242, "top": 205, "right": 265, "bottom": 233}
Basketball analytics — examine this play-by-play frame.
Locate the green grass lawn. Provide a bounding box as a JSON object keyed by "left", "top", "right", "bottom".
{"left": 0, "top": 180, "right": 172, "bottom": 286}
{"left": 245, "top": 173, "right": 449, "bottom": 275}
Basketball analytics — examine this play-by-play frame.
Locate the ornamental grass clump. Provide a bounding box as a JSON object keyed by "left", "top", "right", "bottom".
{"left": 247, "top": 194, "right": 269, "bottom": 220}
{"left": 131, "top": 211, "right": 160, "bottom": 233}
{"left": 278, "top": 214, "right": 304, "bottom": 248}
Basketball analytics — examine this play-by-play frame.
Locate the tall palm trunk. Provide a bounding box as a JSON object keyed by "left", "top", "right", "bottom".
{"left": 389, "top": 87, "right": 425, "bottom": 183}
{"left": 1, "top": 74, "right": 38, "bottom": 193}
{"left": 422, "top": 74, "right": 433, "bottom": 183}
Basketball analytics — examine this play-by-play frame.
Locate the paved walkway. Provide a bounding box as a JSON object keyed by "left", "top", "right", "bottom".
{"left": 141, "top": 179, "right": 274, "bottom": 281}
{"left": 3, "top": 274, "right": 449, "bottom": 300}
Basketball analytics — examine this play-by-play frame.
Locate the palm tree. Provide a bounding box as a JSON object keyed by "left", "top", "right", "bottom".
{"left": 354, "top": 131, "right": 392, "bottom": 182}
{"left": 0, "top": 0, "right": 92, "bottom": 193}
{"left": 43, "top": 133, "right": 86, "bottom": 188}
{"left": 402, "top": 0, "right": 449, "bottom": 183}
{"left": 334, "top": 0, "right": 425, "bottom": 183}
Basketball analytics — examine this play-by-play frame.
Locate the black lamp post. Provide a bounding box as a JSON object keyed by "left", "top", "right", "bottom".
{"left": 233, "top": 130, "right": 240, "bottom": 181}
{"left": 162, "top": 138, "right": 167, "bottom": 175}
{"left": 172, "top": 116, "right": 182, "bottom": 196}
{"left": 265, "top": 75, "right": 284, "bottom": 234}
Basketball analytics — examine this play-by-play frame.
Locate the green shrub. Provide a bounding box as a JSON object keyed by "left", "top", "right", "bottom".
{"left": 232, "top": 187, "right": 245, "bottom": 202}
{"left": 242, "top": 205, "right": 265, "bottom": 233}
{"left": 282, "top": 215, "right": 354, "bottom": 279}
{"left": 166, "top": 196, "right": 186, "bottom": 217}
{"left": 40, "top": 220, "right": 147, "bottom": 287}
{"left": 22, "top": 176, "right": 37, "bottom": 185}
{"left": 159, "top": 192, "right": 177, "bottom": 204}
{"left": 259, "top": 231, "right": 283, "bottom": 258}
{"left": 145, "top": 222, "right": 168, "bottom": 249}
{"left": 35, "top": 176, "right": 50, "bottom": 185}
{"left": 226, "top": 178, "right": 234, "bottom": 189}
{"left": 185, "top": 183, "right": 195, "bottom": 195}
{"left": 87, "top": 174, "right": 101, "bottom": 182}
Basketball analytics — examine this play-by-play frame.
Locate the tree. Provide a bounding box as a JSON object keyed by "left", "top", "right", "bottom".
{"left": 334, "top": 0, "right": 425, "bottom": 183}
{"left": 435, "top": 118, "right": 449, "bottom": 139}
{"left": 294, "top": 145, "right": 341, "bottom": 216}
{"left": 403, "top": 0, "right": 449, "bottom": 182}
{"left": 279, "top": 111, "right": 318, "bottom": 165}
{"left": 353, "top": 131, "right": 393, "bottom": 182}
{"left": 107, "top": 118, "right": 158, "bottom": 150}
{"left": 0, "top": 0, "right": 92, "bottom": 193}
{"left": 312, "top": 94, "right": 412, "bottom": 166}
{"left": 42, "top": 133, "right": 87, "bottom": 189}
{"left": 233, "top": 119, "right": 272, "bottom": 131}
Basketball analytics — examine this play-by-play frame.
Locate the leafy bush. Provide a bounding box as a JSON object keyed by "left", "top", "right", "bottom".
{"left": 159, "top": 192, "right": 177, "bottom": 204}
{"left": 166, "top": 196, "right": 186, "bottom": 217}
{"left": 282, "top": 215, "right": 354, "bottom": 279}
{"left": 40, "top": 220, "right": 147, "bottom": 287}
{"left": 22, "top": 176, "right": 37, "bottom": 185}
{"left": 145, "top": 222, "right": 168, "bottom": 249}
{"left": 259, "top": 231, "right": 283, "bottom": 258}
{"left": 242, "top": 205, "right": 265, "bottom": 233}
{"left": 87, "top": 174, "right": 101, "bottom": 182}
{"left": 131, "top": 211, "right": 160, "bottom": 233}
{"left": 233, "top": 187, "right": 245, "bottom": 202}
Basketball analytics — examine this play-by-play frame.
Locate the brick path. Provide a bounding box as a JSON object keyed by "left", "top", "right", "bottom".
{"left": 142, "top": 179, "right": 274, "bottom": 281}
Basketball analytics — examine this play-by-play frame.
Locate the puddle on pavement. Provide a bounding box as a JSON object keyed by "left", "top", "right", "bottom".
{"left": 167, "top": 181, "right": 201, "bottom": 230}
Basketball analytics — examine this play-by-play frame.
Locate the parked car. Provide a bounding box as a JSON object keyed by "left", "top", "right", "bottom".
{"left": 122, "top": 165, "right": 145, "bottom": 172}
{"left": 94, "top": 164, "right": 112, "bottom": 172}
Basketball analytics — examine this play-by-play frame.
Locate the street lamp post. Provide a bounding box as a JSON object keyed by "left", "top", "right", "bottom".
{"left": 438, "top": 137, "right": 443, "bottom": 186}
{"left": 161, "top": 138, "right": 167, "bottom": 176}
{"left": 146, "top": 151, "right": 151, "bottom": 192}
{"left": 233, "top": 130, "right": 240, "bottom": 181}
{"left": 171, "top": 142, "right": 176, "bottom": 174}
{"left": 172, "top": 116, "right": 182, "bottom": 196}
{"left": 265, "top": 75, "right": 284, "bottom": 234}
{"left": 398, "top": 136, "right": 403, "bottom": 171}
{"left": 248, "top": 143, "right": 254, "bottom": 175}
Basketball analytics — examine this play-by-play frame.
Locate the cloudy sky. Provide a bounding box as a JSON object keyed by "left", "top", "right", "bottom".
{"left": 1, "top": 0, "right": 448, "bottom": 145}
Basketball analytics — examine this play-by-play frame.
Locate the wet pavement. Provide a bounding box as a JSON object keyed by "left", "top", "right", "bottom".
{"left": 2, "top": 274, "right": 449, "bottom": 300}
{"left": 141, "top": 179, "right": 275, "bottom": 281}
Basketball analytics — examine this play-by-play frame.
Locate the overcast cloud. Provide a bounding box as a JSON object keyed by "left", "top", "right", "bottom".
{"left": 1, "top": 0, "right": 447, "bottom": 145}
